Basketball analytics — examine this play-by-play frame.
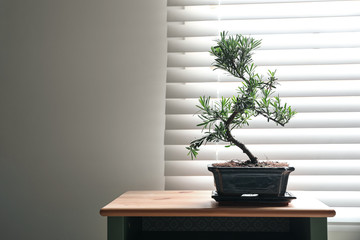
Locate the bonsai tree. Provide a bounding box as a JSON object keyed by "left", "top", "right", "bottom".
{"left": 186, "top": 32, "right": 296, "bottom": 165}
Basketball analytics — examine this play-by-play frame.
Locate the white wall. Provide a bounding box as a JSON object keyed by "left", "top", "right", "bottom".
{"left": 0, "top": 0, "right": 166, "bottom": 239}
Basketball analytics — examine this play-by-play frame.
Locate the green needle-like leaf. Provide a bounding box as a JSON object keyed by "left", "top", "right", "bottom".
{"left": 187, "top": 32, "right": 296, "bottom": 162}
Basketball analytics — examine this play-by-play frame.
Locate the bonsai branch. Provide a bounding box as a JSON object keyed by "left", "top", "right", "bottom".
{"left": 225, "top": 111, "right": 258, "bottom": 164}
{"left": 255, "top": 110, "right": 286, "bottom": 127}
{"left": 186, "top": 32, "right": 296, "bottom": 164}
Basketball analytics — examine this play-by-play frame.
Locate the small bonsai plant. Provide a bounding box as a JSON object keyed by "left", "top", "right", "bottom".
{"left": 186, "top": 32, "right": 296, "bottom": 166}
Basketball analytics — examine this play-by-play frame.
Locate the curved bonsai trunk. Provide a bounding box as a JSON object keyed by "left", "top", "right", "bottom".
{"left": 225, "top": 111, "right": 258, "bottom": 164}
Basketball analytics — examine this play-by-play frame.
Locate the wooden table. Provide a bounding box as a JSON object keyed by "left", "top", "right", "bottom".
{"left": 100, "top": 191, "right": 336, "bottom": 240}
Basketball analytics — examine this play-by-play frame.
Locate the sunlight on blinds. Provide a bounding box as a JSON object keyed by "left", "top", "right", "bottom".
{"left": 166, "top": 0, "right": 360, "bottom": 236}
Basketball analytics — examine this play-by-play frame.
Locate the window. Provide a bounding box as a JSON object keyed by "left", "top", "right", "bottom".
{"left": 166, "top": 0, "right": 360, "bottom": 237}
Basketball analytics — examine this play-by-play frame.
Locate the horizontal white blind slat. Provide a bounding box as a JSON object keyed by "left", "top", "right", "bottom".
{"left": 272, "top": 192, "right": 360, "bottom": 208}
{"left": 168, "top": 16, "right": 360, "bottom": 37}
{"left": 328, "top": 207, "right": 360, "bottom": 222}
{"left": 168, "top": 48, "right": 360, "bottom": 67}
{"left": 288, "top": 176, "right": 360, "bottom": 191}
{"left": 166, "top": 113, "right": 360, "bottom": 129}
{"left": 168, "top": 0, "right": 347, "bottom": 7}
{"left": 165, "top": 175, "right": 360, "bottom": 191}
{"left": 168, "top": 2, "right": 360, "bottom": 22}
{"left": 165, "top": 144, "right": 360, "bottom": 160}
{"left": 168, "top": 32, "right": 360, "bottom": 52}
{"left": 165, "top": 128, "right": 360, "bottom": 145}
{"left": 166, "top": 80, "right": 360, "bottom": 98}
{"left": 167, "top": 64, "right": 360, "bottom": 82}
{"left": 165, "top": 160, "right": 360, "bottom": 176}
{"left": 166, "top": 97, "right": 360, "bottom": 114}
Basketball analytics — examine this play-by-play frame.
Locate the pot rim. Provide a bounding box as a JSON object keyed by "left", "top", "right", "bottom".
{"left": 207, "top": 164, "right": 295, "bottom": 171}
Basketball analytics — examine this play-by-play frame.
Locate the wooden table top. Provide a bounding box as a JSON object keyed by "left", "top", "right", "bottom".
{"left": 100, "top": 190, "right": 336, "bottom": 218}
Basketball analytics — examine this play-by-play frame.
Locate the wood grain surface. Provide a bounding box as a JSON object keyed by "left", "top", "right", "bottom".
{"left": 100, "top": 190, "right": 336, "bottom": 218}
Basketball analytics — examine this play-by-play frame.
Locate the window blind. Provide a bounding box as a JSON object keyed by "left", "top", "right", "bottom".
{"left": 166, "top": 0, "right": 360, "bottom": 236}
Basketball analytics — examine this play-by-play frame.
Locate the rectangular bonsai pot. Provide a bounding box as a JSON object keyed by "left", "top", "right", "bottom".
{"left": 208, "top": 165, "right": 295, "bottom": 197}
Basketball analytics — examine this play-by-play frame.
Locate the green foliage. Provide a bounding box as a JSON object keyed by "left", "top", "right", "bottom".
{"left": 186, "top": 32, "right": 296, "bottom": 161}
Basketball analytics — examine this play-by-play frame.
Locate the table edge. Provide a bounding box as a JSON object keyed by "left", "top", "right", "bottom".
{"left": 100, "top": 208, "right": 336, "bottom": 218}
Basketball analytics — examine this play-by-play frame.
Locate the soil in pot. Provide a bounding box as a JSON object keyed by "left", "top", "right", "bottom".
{"left": 212, "top": 160, "right": 289, "bottom": 168}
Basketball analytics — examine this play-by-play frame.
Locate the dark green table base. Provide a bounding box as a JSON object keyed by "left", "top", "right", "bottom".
{"left": 107, "top": 217, "right": 328, "bottom": 240}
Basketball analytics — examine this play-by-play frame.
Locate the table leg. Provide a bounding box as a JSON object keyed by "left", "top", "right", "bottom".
{"left": 309, "top": 218, "right": 328, "bottom": 240}
{"left": 108, "top": 217, "right": 142, "bottom": 240}
{"left": 108, "top": 217, "right": 126, "bottom": 240}
{"left": 290, "top": 217, "right": 328, "bottom": 240}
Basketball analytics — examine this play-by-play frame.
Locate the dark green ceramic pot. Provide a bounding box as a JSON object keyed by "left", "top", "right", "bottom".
{"left": 208, "top": 165, "right": 295, "bottom": 197}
